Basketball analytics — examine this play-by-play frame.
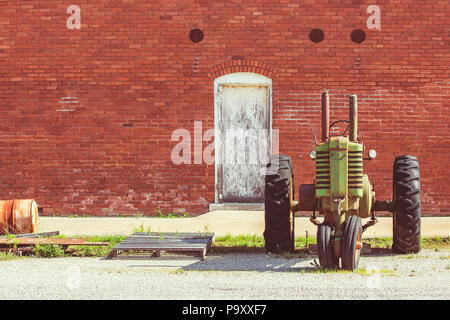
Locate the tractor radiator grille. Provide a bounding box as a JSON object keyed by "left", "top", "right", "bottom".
{"left": 348, "top": 150, "right": 363, "bottom": 190}
{"left": 315, "top": 150, "right": 330, "bottom": 190}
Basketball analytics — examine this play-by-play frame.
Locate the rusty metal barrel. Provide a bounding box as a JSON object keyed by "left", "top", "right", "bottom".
{"left": 0, "top": 199, "right": 38, "bottom": 234}
{"left": 0, "top": 200, "right": 14, "bottom": 233}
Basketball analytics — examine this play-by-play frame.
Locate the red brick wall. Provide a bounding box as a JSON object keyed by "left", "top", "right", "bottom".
{"left": 0, "top": 0, "right": 448, "bottom": 216}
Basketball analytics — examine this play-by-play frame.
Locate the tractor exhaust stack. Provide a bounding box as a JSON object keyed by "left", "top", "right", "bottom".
{"left": 349, "top": 94, "right": 358, "bottom": 142}
{"left": 321, "top": 90, "right": 329, "bottom": 142}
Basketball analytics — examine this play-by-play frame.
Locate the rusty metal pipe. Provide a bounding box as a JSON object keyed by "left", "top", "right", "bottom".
{"left": 321, "top": 90, "right": 329, "bottom": 142}
{"left": 349, "top": 94, "right": 358, "bottom": 142}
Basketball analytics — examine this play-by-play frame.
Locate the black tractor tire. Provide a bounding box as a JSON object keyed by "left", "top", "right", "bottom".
{"left": 392, "top": 155, "right": 421, "bottom": 254}
{"left": 317, "top": 223, "right": 336, "bottom": 269}
{"left": 263, "top": 155, "right": 295, "bottom": 253}
{"left": 341, "top": 215, "right": 363, "bottom": 271}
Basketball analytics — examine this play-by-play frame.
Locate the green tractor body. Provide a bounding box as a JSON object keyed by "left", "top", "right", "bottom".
{"left": 315, "top": 137, "right": 370, "bottom": 241}
{"left": 263, "top": 90, "right": 421, "bottom": 271}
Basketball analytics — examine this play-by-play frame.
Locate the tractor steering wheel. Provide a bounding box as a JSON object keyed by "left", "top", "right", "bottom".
{"left": 329, "top": 120, "right": 350, "bottom": 137}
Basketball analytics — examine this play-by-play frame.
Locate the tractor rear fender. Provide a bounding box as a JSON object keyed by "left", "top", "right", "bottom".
{"left": 293, "top": 184, "right": 316, "bottom": 211}
{"left": 357, "top": 175, "right": 373, "bottom": 218}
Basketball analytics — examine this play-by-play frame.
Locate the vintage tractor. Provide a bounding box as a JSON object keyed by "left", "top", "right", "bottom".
{"left": 263, "top": 90, "right": 421, "bottom": 270}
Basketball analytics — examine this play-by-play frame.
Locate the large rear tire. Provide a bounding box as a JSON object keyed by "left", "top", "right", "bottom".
{"left": 393, "top": 155, "right": 421, "bottom": 254}
{"left": 263, "top": 155, "right": 295, "bottom": 253}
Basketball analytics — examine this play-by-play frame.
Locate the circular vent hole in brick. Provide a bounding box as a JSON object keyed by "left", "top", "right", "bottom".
{"left": 351, "top": 29, "right": 366, "bottom": 44}
{"left": 309, "top": 29, "right": 324, "bottom": 43}
{"left": 189, "top": 28, "right": 204, "bottom": 43}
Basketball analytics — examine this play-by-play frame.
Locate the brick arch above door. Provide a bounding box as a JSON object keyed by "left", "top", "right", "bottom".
{"left": 208, "top": 59, "right": 275, "bottom": 79}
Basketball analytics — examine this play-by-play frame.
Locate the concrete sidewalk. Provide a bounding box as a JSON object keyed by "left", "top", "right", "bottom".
{"left": 38, "top": 210, "right": 450, "bottom": 238}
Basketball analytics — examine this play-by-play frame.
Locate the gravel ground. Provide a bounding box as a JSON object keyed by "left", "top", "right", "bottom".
{"left": 0, "top": 249, "right": 449, "bottom": 300}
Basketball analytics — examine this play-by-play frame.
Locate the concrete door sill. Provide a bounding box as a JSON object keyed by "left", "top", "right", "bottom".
{"left": 209, "top": 203, "right": 264, "bottom": 211}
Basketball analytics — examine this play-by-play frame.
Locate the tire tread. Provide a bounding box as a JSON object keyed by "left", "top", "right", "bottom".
{"left": 393, "top": 155, "right": 421, "bottom": 254}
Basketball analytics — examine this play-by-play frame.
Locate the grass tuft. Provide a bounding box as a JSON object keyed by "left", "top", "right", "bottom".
{"left": 156, "top": 206, "right": 188, "bottom": 218}
{"left": 0, "top": 251, "right": 18, "bottom": 261}
{"left": 69, "top": 235, "right": 126, "bottom": 257}
{"left": 34, "top": 244, "right": 65, "bottom": 258}
{"left": 307, "top": 266, "right": 397, "bottom": 276}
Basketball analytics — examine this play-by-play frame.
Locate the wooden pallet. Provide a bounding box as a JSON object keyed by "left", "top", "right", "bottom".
{"left": 0, "top": 238, "right": 109, "bottom": 246}
{"left": 110, "top": 232, "right": 215, "bottom": 260}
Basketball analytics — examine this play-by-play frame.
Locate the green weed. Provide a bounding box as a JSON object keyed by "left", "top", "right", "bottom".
{"left": 134, "top": 224, "right": 145, "bottom": 233}
{"left": 34, "top": 244, "right": 65, "bottom": 258}
{"left": 4, "top": 234, "right": 19, "bottom": 250}
{"left": 0, "top": 251, "right": 18, "bottom": 261}
{"left": 69, "top": 235, "right": 126, "bottom": 257}
{"left": 169, "top": 268, "right": 186, "bottom": 275}
{"left": 156, "top": 206, "right": 189, "bottom": 218}
{"left": 308, "top": 266, "right": 397, "bottom": 276}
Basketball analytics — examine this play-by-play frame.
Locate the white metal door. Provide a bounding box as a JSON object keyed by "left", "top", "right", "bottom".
{"left": 218, "top": 84, "right": 270, "bottom": 203}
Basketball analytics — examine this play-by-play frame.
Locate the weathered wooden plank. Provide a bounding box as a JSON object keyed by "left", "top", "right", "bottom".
{"left": 0, "top": 238, "right": 109, "bottom": 246}
{"left": 120, "top": 239, "right": 210, "bottom": 244}
{"left": 119, "top": 239, "right": 212, "bottom": 243}
{"left": 114, "top": 243, "right": 206, "bottom": 250}
{"left": 113, "top": 246, "right": 204, "bottom": 252}
{"left": 132, "top": 232, "right": 214, "bottom": 238}
{"left": 117, "top": 239, "right": 213, "bottom": 246}
{"left": 0, "top": 231, "right": 60, "bottom": 238}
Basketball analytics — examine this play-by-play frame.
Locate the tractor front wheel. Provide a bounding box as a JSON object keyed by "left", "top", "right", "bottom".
{"left": 341, "top": 215, "right": 363, "bottom": 271}
{"left": 317, "top": 223, "right": 336, "bottom": 269}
